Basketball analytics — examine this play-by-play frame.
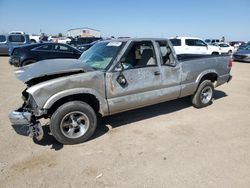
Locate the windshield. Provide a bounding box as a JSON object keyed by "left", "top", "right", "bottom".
{"left": 79, "top": 41, "right": 124, "bottom": 70}
{"left": 242, "top": 45, "right": 250, "bottom": 50}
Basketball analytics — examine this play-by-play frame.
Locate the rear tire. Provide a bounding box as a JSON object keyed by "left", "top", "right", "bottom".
{"left": 211, "top": 52, "right": 219, "bottom": 55}
{"left": 50, "top": 101, "right": 97, "bottom": 145}
{"left": 192, "top": 80, "right": 214, "bottom": 108}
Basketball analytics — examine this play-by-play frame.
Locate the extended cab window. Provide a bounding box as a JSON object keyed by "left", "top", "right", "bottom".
{"left": 119, "top": 41, "right": 157, "bottom": 70}
{"left": 0, "top": 35, "right": 6, "bottom": 42}
{"left": 8, "top": 35, "right": 25, "bottom": 42}
{"left": 170, "top": 39, "right": 181, "bottom": 46}
{"left": 34, "top": 44, "right": 52, "bottom": 51}
{"left": 157, "top": 40, "right": 175, "bottom": 66}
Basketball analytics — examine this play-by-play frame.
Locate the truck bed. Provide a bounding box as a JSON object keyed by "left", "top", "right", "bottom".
{"left": 177, "top": 54, "right": 230, "bottom": 61}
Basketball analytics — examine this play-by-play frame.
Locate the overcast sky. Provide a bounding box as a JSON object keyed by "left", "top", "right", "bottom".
{"left": 0, "top": 0, "right": 249, "bottom": 41}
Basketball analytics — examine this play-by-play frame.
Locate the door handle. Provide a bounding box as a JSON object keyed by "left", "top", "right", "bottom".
{"left": 154, "top": 71, "right": 161, "bottom": 76}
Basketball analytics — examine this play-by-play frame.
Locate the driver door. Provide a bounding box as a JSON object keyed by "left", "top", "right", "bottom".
{"left": 105, "top": 41, "right": 163, "bottom": 114}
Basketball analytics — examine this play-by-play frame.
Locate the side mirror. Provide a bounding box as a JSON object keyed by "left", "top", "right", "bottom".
{"left": 114, "top": 57, "right": 126, "bottom": 72}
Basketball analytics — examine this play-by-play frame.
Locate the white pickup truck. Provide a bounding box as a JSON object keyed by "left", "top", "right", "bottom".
{"left": 29, "top": 35, "right": 40, "bottom": 43}
{"left": 170, "top": 37, "right": 221, "bottom": 55}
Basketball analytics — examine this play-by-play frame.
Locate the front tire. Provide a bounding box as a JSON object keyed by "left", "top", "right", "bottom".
{"left": 192, "top": 80, "right": 214, "bottom": 108}
{"left": 50, "top": 101, "right": 97, "bottom": 145}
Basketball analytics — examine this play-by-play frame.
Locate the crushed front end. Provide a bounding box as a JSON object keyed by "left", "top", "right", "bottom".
{"left": 8, "top": 89, "right": 44, "bottom": 141}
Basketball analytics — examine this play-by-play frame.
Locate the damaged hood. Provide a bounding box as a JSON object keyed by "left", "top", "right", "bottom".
{"left": 15, "top": 58, "right": 94, "bottom": 83}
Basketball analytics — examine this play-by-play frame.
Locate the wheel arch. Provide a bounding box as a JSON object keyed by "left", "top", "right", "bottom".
{"left": 43, "top": 88, "right": 109, "bottom": 117}
{"left": 30, "top": 39, "right": 37, "bottom": 43}
{"left": 196, "top": 70, "right": 218, "bottom": 85}
{"left": 211, "top": 52, "right": 219, "bottom": 55}
{"left": 21, "top": 58, "right": 37, "bottom": 66}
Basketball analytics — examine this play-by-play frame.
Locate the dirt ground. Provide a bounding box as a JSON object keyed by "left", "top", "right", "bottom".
{"left": 0, "top": 56, "right": 249, "bottom": 188}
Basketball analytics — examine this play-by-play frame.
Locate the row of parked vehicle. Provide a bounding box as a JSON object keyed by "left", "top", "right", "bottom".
{"left": 232, "top": 42, "right": 250, "bottom": 62}
{"left": 2, "top": 32, "right": 250, "bottom": 68}
{"left": 0, "top": 32, "right": 101, "bottom": 56}
{"left": 170, "top": 37, "right": 234, "bottom": 55}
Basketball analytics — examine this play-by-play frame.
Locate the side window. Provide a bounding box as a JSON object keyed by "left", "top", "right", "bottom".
{"left": 0, "top": 35, "right": 6, "bottom": 42}
{"left": 34, "top": 44, "right": 52, "bottom": 51}
{"left": 195, "top": 40, "right": 207, "bottom": 46}
{"left": 185, "top": 39, "right": 196, "bottom": 46}
{"left": 156, "top": 40, "right": 175, "bottom": 66}
{"left": 8, "top": 35, "right": 25, "bottom": 43}
{"left": 54, "top": 44, "right": 72, "bottom": 52}
{"left": 119, "top": 41, "right": 157, "bottom": 70}
{"left": 219, "top": 44, "right": 229, "bottom": 47}
{"left": 170, "top": 39, "right": 181, "bottom": 46}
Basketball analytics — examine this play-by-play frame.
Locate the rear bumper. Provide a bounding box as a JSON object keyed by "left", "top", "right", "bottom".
{"left": 216, "top": 74, "right": 232, "bottom": 87}
{"left": 233, "top": 56, "right": 250, "bottom": 62}
{"left": 227, "top": 75, "right": 232, "bottom": 82}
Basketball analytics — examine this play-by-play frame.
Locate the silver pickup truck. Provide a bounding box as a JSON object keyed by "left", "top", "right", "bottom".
{"left": 9, "top": 38, "right": 232, "bottom": 144}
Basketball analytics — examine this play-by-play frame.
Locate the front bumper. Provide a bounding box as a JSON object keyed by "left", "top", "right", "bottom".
{"left": 9, "top": 108, "right": 44, "bottom": 140}
{"left": 8, "top": 110, "right": 32, "bottom": 125}
{"left": 233, "top": 55, "right": 250, "bottom": 62}
{"left": 9, "top": 56, "right": 21, "bottom": 66}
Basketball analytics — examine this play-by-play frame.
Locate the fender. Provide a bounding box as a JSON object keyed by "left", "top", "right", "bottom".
{"left": 195, "top": 69, "right": 218, "bottom": 84}
{"left": 43, "top": 88, "right": 109, "bottom": 116}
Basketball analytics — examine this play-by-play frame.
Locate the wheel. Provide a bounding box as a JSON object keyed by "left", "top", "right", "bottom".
{"left": 192, "top": 80, "right": 214, "bottom": 108}
{"left": 228, "top": 50, "right": 232, "bottom": 55}
{"left": 22, "top": 59, "right": 36, "bottom": 66}
{"left": 30, "top": 39, "right": 36, "bottom": 43}
{"left": 50, "top": 101, "right": 97, "bottom": 145}
{"left": 211, "top": 52, "right": 219, "bottom": 55}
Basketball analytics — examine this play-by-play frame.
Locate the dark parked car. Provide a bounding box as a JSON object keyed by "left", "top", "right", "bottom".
{"left": 229, "top": 41, "right": 245, "bottom": 47}
{"left": 76, "top": 41, "right": 98, "bottom": 52}
{"left": 0, "top": 34, "right": 30, "bottom": 55}
{"left": 67, "top": 37, "right": 102, "bottom": 47}
{"left": 233, "top": 45, "right": 250, "bottom": 62}
{"left": 238, "top": 42, "right": 250, "bottom": 50}
{"left": 9, "top": 43, "right": 82, "bottom": 67}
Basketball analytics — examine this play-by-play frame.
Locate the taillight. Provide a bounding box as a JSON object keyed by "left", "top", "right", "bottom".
{"left": 227, "top": 58, "right": 232, "bottom": 69}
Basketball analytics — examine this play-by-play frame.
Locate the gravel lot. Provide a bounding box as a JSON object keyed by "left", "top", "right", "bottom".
{"left": 0, "top": 56, "right": 250, "bottom": 188}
